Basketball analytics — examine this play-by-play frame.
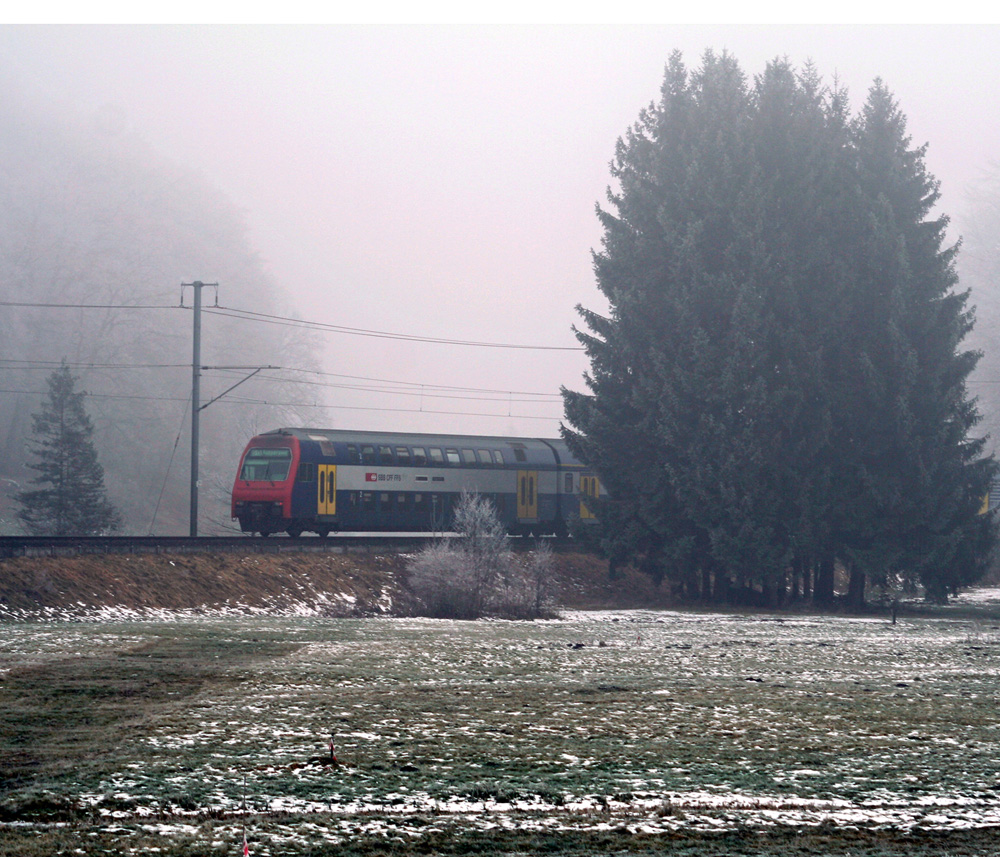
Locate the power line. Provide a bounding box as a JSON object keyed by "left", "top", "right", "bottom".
{"left": 213, "top": 368, "right": 563, "bottom": 403}
{"left": 216, "top": 395, "right": 563, "bottom": 422}
{"left": 0, "top": 388, "right": 562, "bottom": 422}
{"left": 1, "top": 296, "right": 577, "bottom": 420}
{"left": 0, "top": 359, "right": 566, "bottom": 400}
{"left": 2, "top": 298, "right": 584, "bottom": 352}
{"left": 0, "top": 301, "right": 179, "bottom": 309}
{"left": 0, "top": 359, "right": 190, "bottom": 369}
{"left": 205, "top": 304, "right": 584, "bottom": 351}
{"left": 214, "top": 372, "right": 560, "bottom": 407}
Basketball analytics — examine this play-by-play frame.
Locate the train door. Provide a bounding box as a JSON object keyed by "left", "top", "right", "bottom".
{"left": 318, "top": 464, "right": 337, "bottom": 516}
{"left": 580, "top": 474, "right": 600, "bottom": 520}
{"left": 517, "top": 470, "right": 538, "bottom": 520}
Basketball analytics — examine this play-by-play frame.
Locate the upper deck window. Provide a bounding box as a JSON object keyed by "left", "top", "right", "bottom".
{"left": 477, "top": 450, "right": 493, "bottom": 466}
{"left": 361, "top": 445, "right": 377, "bottom": 465}
{"left": 240, "top": 448, "right": 292, "bottom": 481}
{"left": 429, "top": 448, "right": 444, "bottom": 465}
{"left": 412, "top": 447, "right": 428, "bottom": 466}
{"left": 462, "top": 449, "right": 477, "bottom": 465}
{"left": 396, "top": 447, "right": 411, "bottom": 465}
{"left": 445, "top": 449, "right": 461, "bottom": 465}
{"left": 346, "top": 444, "right": 360, "bottom": 464}
{"left": 379, "top": 445, "right": 394, "bottom": 465}
{"left": 493, "top": 450, "right": 505, "bottom": 466}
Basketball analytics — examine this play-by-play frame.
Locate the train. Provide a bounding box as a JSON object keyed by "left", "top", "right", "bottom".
{"left": 231, "top": 428, "right": 603, "bottom": 537}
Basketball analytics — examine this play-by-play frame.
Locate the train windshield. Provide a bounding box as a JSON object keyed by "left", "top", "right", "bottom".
{"left": 240, "top": 447, "right": 292, "bottom": 481}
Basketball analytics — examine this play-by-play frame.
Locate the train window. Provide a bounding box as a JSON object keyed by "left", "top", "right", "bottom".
{"left": 446, "top": 449, "right": 461, "bottom": 465}
{"left": 240, "top": 448, "right": 292, "bottom": 481}
{"left": 347, "top": 444, "right": 360, "bottom": 464}
{"left": 412, "top": 447, "right": 427, "bottom": 466}
{"left": 512, "top": 447, "right": 527, "bottom": 462}
{"left": 379, "top": 445, "right": 394, "bottom": 465}
{"left": 396, "top": 447, "right": 411, "bottom": 465}
{"left": 462, "top": 449, "right": 477, "bottom": 465}
{"left": 361, "top": 491, "right": 375, "bottom": 511}
{"left": 297, "top": 462, "right": 316, "bottom": 483}
{"left": 397, "top": 493, "right": 407, "bottom": 508}
{"left": 379, "top": 493, "right": 391, "bottom": 513}
{"left": 565, "top": 473, "right": 573, "bottom": 493}
{"left": 477, "top": 450, "right": 492, "bottom": 466}
{"left": 429, "top": 448, "right": 444, "bottom": 465}
{"left": 361, "top": 445, "right": 377, "bottom": 465}
{"left": 493, "top": 450, "right": 505, "bottom": 466}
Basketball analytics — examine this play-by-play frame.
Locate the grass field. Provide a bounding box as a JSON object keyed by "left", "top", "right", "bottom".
{"left": 2, "top": 603, "right": 1000, "bottom": 855}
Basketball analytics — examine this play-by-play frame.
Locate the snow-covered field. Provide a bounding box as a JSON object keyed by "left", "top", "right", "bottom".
{"left": 3, "top": 600, "right": 1000, "bottom": 854}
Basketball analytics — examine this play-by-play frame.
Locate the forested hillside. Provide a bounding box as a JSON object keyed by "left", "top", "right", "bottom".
{"left": 0, "top": 78, "right": 322, "bottom": 534}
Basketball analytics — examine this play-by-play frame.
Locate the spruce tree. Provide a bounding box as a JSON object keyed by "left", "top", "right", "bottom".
{"left": 829, "top": 81, "right": 996, "bottom": 604}
{"left": 16, "top": 363, "right": 121, "bottom": 535}
{"left": 564, "top": 52, "right": 996, "bottom": 605}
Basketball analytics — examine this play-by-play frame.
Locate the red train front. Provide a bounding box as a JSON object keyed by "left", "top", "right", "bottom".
{"left": 231, "top": 431, "right": 300, "bottom": 536}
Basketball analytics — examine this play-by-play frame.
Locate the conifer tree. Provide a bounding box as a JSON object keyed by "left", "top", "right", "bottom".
{"left": 564, "top": 52, "right": 996, "bottom": 605}
{"left": 16, "top": 363, "right": 121, "bottom": 535}
{"left": 828, "top": 81, "right": 995, "bottom": 604}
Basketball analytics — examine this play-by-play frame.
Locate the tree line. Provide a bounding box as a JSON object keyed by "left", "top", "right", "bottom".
{"left": 563, "top": 51, "right": 997, "bottom": 607}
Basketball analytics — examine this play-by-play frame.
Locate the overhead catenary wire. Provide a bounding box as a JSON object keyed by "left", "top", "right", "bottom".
{"left": 1, "top": 299, "right": 584, "bottom": 351}
{"left": 0, "top": 301, "right": 179, "bottom": 310}
{"left": 203, "top": 304, "right": 584, "bottom": 351}
{"left": 0, "top": 388, "right": 563, "bottom": 422}
{"left": 0, "top": 360, "right": 566, "bottom": 401}
{"left": 0, "top": 297, "right": 576, "bottom": 422}
{"left": 209, "top": 368, "right": 563, "bottom": 405}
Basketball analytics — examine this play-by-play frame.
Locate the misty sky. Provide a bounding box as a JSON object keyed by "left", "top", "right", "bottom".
{"left": 2, "top": 24, "right": 999, "bottom": 440}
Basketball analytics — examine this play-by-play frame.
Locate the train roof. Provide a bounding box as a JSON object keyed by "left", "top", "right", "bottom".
{"left": 261, "top": 427, "right": 565, "bottom": 447}
{"left": 256, "top": 428, "right": 583, "bottom": 465}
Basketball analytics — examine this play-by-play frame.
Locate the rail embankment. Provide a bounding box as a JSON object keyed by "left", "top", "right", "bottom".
{"left": 0, "top": 548, "right": 671, "bottom": 620}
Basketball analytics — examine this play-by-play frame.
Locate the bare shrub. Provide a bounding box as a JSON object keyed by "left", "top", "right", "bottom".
{"left": 407, "top": 540, "right": 482, "bottom": 619}
{"left": 408, "top": 492, "right": 557, "bottom": 619}
{"left": 526, "top": 537, "right": 558, "bottom": 616}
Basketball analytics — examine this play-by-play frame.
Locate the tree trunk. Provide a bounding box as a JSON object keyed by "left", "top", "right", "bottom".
{"left": 814, "top": 555, "right": 835, "bottom": 606}
{"left": 714, "top": 572, "right": 731, "bottom": 604}
{"left": 847, "top": 564, "right": 866, "bottom": 609}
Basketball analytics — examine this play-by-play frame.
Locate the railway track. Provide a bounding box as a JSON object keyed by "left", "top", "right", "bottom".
{"left": 0, "top": 534, "right": 438, "bottom": 559}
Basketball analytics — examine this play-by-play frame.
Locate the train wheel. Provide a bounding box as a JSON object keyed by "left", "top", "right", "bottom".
{"left": 316, "top": 527, "right": 330, "bottom": 538}
{"left": 287, "top": 525, "right": 303, "bottom": 538}
{"left": 259, "top": 530, "right": 271, "bottom": 538}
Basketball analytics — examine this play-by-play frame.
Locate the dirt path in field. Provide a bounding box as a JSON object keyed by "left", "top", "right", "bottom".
{"left": 0, "top": 548, "right": 670, "bottom": 619}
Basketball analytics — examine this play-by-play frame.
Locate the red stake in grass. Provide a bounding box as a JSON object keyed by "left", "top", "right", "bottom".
{"left": 242, "top": 774, "right": 250, "bottom": 855}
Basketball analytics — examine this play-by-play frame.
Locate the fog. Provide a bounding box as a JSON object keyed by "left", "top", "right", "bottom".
{"left": 2, "top": 24, "right": 1000, "bottom": 531}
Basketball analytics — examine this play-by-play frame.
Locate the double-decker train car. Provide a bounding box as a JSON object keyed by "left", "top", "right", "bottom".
{"left": 231, "top": 428, "right": 603, "bottom": 537}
